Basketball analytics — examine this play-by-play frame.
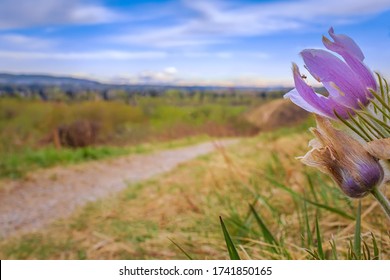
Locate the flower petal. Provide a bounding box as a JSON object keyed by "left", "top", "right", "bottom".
{"left": 323, "top": 28, "right": 377, "bottom": 91}
{"left": 284, "top": 63, "right": 352, "bottom": 119}
{"left": 285, "top": 89, "right": 330, "bottom": 117}
{"left": 365, "top": 138, "right": 390, "bottom": 159}
{"left": 301, "top": 49, "right": 369, "bottom": 106}
{"left": 324, "top": 27, "right": 364, "bottom": 61}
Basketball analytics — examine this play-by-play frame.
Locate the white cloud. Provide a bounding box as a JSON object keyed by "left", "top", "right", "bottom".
{"left": 250, "top": 52, "right": 270, "bottom": 59}
{"left": 216, "top": 52, "right": 233, "bottom": 59}
{"left": 184, "top": 0, "right": 390, "bottom": 25}
{"left": 113, "top": 26, "right": 225, "bottom": 48}
{"left": 164, "top": 67, "right": 178, "bottom": 75}
{"left": 2, "top": 0, "right": 389, "bottom": 50}
{"left": 0, "top": 0, "right": 123, "bottom": 29}
{"left": 137, "top": 67, "right": 179, "bottom": 84}
{"left": 0, "top": 34, "right": 55, "bottom": 49}
{"left": 181, "top": 51, "right": 269, "bottom": 59}
{"left": 112, "top": 0, "right": 390, "bottom": 48}
{"left": 0, "top": 50, "right": 167, "bottom": 60}
{"left": 69, "top": 5, "right": 119, "bottom": 23}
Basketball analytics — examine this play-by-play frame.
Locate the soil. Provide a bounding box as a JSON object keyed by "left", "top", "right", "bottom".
{"left": 0, "top": 139, "right": 237, "bottom": 238}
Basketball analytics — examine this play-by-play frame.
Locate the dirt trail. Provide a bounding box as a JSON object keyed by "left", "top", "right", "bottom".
{"left": 0, "top": 139, "right": 237, "bottom": 238}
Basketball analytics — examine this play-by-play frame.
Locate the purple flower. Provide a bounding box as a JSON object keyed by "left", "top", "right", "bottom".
{"left": 284, "top": 28, "right": 377, "bottom": 119}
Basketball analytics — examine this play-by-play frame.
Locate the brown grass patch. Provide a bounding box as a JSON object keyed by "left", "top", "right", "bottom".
{"left": 246, "top": 99, "right": 309, "bottom": 131}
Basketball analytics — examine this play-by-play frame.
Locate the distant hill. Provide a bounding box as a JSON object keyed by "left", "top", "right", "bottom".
{"left": 0, "top": 73, "right": 104, "bottom": 88}
{"left": 0, "top": 72, "right": 290, "bottom": 91}
{"left": 245, "top": 98, "right": 309, "bottom": 131}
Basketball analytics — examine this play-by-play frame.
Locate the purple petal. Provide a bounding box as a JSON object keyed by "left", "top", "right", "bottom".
{"left": 285, "top": 64, "right": 352, "bottom": 119}
{"left": 323, "top": 27, "right": 364, "bottom": 61}
{"left": 284, "top": 89, "right": 331, "bottom": 117}
{"left": 341, "top": 54, "right": 377, "bottom": 94}
{"left": 301, "top": 49, "right": 369, "bottom": 107}
{"left": 323, "top": 28, "right": 377, "bottom": 91}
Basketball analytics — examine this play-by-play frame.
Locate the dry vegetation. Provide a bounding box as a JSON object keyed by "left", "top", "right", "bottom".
{"left": 1, "top": 118, "right": 388, "bottom": 260}
{"left": 245, "top": 98, "right": 309, "bottom": 131}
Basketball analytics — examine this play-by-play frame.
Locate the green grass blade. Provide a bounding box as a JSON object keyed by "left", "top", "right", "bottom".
{"left": 371, "top": 233, "right": 379, "bottom": 260}
{"left": 329, "top": 238, "right": 338, "bottom": 260}
{"left": 306, "top": 173, "right": 319, "bottom": 202}
{"left": 307, "top": 200, "right": 354, "bottom": 220}
{"left": 266, "top": 176, "right": 354, "bottom": 220}
{"left": 168, "top": 238, "right": 193, "bottom": 260}
{"left": 249, "top": 204, "right": 292, "bottom": 259}
{"left": 249, "top": 204, "right": 279, "bottom": 248}
{"left": 219, "top": 216, "right": 241, "bottom": 260}
{"left": 303, "top": 200, "right": 313, "bottom": 247}
{"left": 354, "top": 201, "right": 362, "bottom": 260}
{"left": 315, "top": 215, "right": 325, "bottom": 260}
{"left": 304, "top": 248, "right": 320, "bottom": 260}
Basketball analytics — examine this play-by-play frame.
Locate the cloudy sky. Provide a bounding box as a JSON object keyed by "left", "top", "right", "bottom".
{"left": 0, "top": 0, "right": 389, "bottom": 86}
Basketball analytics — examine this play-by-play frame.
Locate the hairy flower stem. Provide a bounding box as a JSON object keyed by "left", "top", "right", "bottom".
{"left": 370, "top": 185, "right": 390, "bottom": 220}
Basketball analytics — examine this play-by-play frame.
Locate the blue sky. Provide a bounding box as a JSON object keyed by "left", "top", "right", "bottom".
{"left": 0, "top": 0, "right": 389, "bottom": 86}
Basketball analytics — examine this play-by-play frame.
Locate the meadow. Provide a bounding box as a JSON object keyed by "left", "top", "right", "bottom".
{"left": 0, "top": 103, "right": 388, "bottom": 259}
{"left": 0, "top": 92, "right": 260, "bottom": 179}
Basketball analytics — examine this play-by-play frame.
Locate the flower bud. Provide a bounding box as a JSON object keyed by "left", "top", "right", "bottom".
{"left": 301, "top": 116, "right": 384, "bottom": 198}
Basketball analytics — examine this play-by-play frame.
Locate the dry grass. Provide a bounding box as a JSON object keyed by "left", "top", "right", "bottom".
{"left": 245, "top": 98, "right": 309, "bottom": 131}
{"left": 0, "top": 119, "right": 389, "bottom": 259}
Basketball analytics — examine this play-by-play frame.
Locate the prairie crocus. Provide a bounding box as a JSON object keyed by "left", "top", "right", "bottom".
{"left": 301, "top": 115, "right": 384, "bottom": 198}
{"left": 285, "top": 28, "right": 377, "bottom": 119}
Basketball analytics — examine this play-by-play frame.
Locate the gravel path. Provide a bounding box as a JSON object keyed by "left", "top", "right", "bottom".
{"left": 0, "top": 139, "right": 237, "bottom": 238}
